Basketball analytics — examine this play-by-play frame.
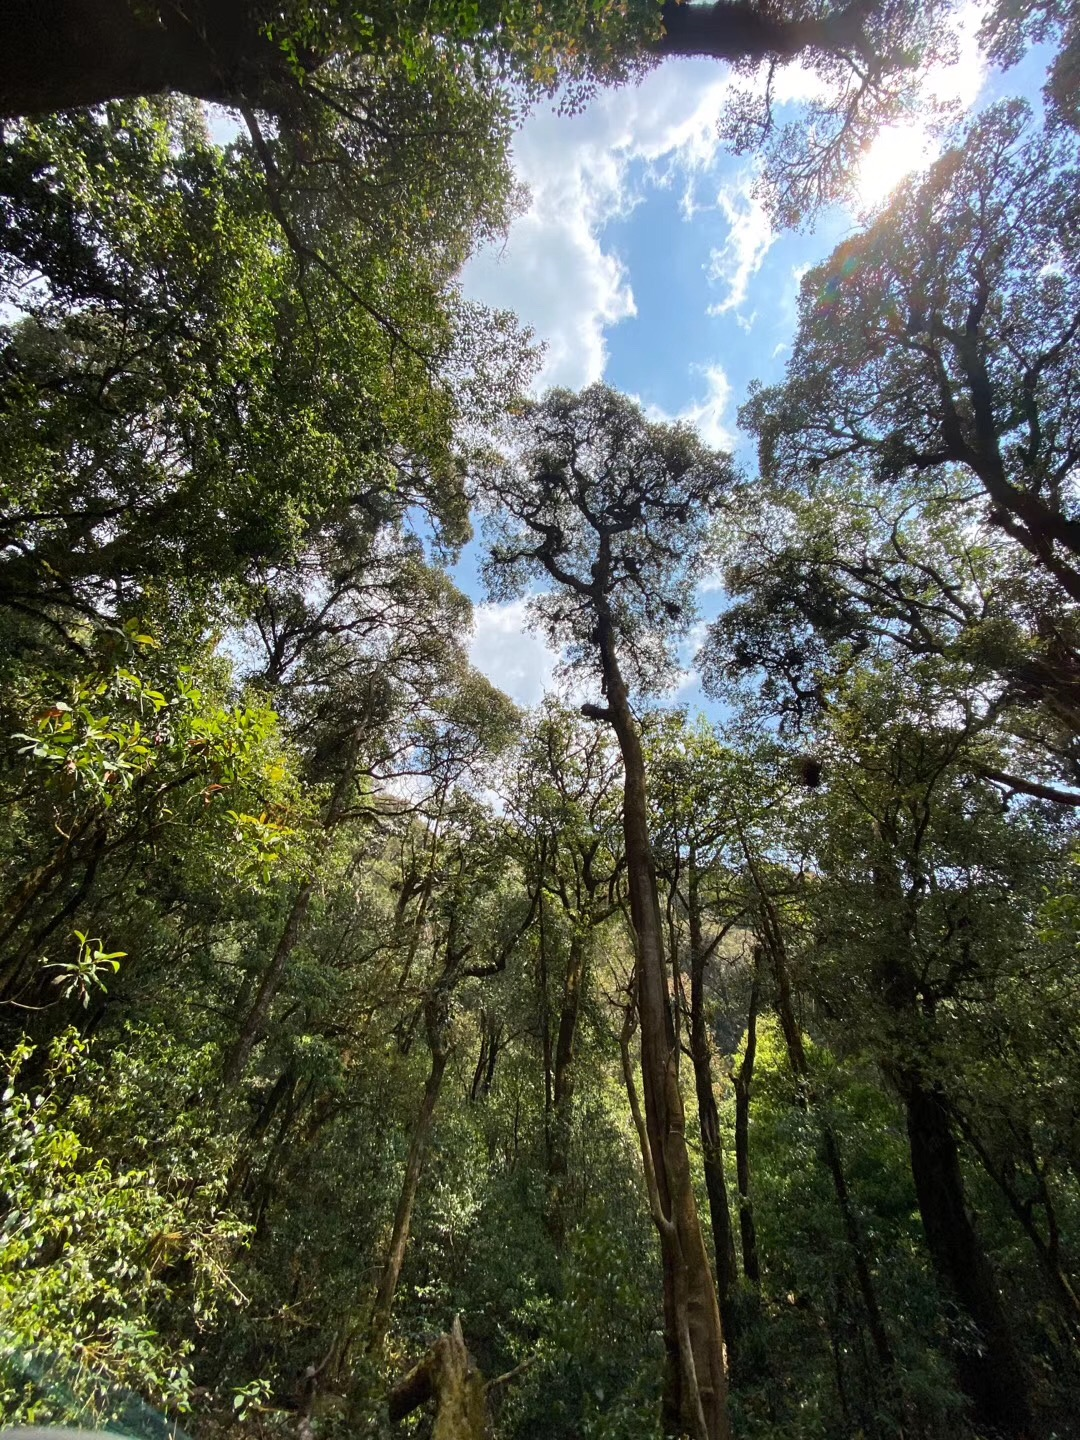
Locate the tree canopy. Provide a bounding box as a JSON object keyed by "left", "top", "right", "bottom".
{"left": 3, "top": 6, "right": 1080, "bottom": 1440}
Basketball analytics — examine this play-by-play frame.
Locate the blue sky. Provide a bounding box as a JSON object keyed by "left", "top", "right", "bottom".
{"left": 457, "top": 12, "right": 1052, "bottom": 715}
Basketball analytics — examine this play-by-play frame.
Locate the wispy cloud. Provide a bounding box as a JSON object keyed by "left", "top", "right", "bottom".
{"left": 641, "top": 362, "right": 734, "bottom": 452}
{"left": 705, "top": 174, "right": 775, "bottom": 317}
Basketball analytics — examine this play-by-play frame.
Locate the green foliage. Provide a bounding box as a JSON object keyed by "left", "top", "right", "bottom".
{"left": 2, "top": 14, "right": 1080, "bottom": 1440}
{"left": 0, "top": 1030, "right": 247, "bottom": 1425}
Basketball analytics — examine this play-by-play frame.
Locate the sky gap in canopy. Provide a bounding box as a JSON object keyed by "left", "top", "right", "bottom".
{"left": 458, "top": 10, "right": 1054, "bottom": 715}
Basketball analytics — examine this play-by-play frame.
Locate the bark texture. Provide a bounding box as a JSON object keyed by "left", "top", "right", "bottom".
{"left": 0, "top": 0, "right": 289, "bottom": 117}
{"left": 654, "top": 0, "right": 872, "bottom": 61}
{"left": 1, "top": 0, "right": 880, "bottom": 118}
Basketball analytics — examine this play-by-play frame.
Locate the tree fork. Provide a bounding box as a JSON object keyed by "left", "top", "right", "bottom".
{"left": 388, "top": 1316, "right": 490, "bottom": 1440}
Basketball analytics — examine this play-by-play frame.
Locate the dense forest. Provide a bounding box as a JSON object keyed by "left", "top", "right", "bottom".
{"left": 2, "top": 3, "right": 1080, "bottom": 1439}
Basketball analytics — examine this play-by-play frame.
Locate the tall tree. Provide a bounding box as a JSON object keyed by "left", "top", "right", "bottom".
{"left": 0, "top": 97, "right": 533, "bottom": 645}
{"left": 647, "top": 715, "right": 745, "bottom": 1353}
{"left": 0, "top": 0, "right": 950, "bottom": 119}
{"left": 481, "top": 383, "right": 734, "bottom": 1440}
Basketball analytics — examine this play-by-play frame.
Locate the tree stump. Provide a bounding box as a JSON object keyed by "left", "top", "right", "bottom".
{"left": 387, "top": 1317, "right": 490, "bottom": 1440}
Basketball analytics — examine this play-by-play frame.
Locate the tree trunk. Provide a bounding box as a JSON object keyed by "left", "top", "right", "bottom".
{"left": 868, "top": 857, "right": 1035, "bottom": 1433}
{"left": 537, "top": 877, "right": 555, "bottom": 1167}
{"left": 367, "top": 996, "right": 452, "bottom": 1355}
{"left": 548, "top": 931, "right": 587, "bottom": 1227}
{"left": 732, "top": 947, "right": 761, "bottom": 1285}
{"left": 687, "top": 863, "right": 740, "bottom": 1354}
{"left": 469, "top": 1009, "right": 502, "bottom": 1102}
{"left": 592, "top": 596, "right": 731, "bottom": 1440}
{"left": 655, "top": 0, "right": 874, "bottom": 62}
{"left": 1, "top": 0, "right": 879, "bottom": 119}
{"left": 897, "top": 1069, "right": 1035, "bottom": 1439}
{"left": 222, "top": 879, "right": 315, "bottom": 1087}
{"left": 0, "top": 0, "right": 289, "bottom": 118}
{"left": 957, "top": 1113, "right": 1080, "bottom": 1336}
{"left": 222, "top": 757, "right": 355, "bottom": 1086}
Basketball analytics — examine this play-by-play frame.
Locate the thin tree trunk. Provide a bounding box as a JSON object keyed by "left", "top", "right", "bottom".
{"left": 222, "top": 754, "right": 356, "bottom": 1086}
{"left": 537, "top": 874, "right": 555, "bottom": 1169}
{"left": 957, "top": 1112, "right": 1080, "bottom": 1334}
{"left": 550, "top": 933, "right": 586, "bottom": 1190}
{"left": 367, "top": 996, "right": 451, "bottom": 1355}
{"left": 742, "top": 838, "right": 894, "bottom": 1372}
{"left": 469, "top": 1010, "right": 502, "bottom": 1103}
{"left": 865, "top": 848, "right": 1036, "bottom": 1434}
{"left": 686, "top": 862, "right": 740, "bottom": 1353}
{"left": 469, "top": 1009, "right": 492, "bottom": 1103}
{"left": 222, "top": 879, "right": 314, "bottom": 1087}
{"left": 733, "top": 946, "right": 762, "bottom": 1285}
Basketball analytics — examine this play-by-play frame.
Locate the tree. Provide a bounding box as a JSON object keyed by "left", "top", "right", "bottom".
{"left": 646, "top": 715, "right": 745, "bottom": 1354}
{"left": 802, "top": 670, "right": 1059, "bottom": 1435}
{"left": 744, "top": 102, "right": 1080, "bottom": 600}
{"left": 702, "top": 465, "right": 1080, "bottom": 795}
{"left": 0, "top": 96, "right": 531, "bottom": 640}
{"left": 740, "top": 632, "right": 1080, "bottom": 1433}
{"left": 0, "top": 0, "right": 946, "bottom": 115}
{"left": 481, "top": 383, "right": 734, "bottom": 1440}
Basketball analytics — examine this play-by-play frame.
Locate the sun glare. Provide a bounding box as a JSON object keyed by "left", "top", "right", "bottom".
{"left": 852, "top": 0, "right": 987, "bottom": 211}
{"left": 854, "top": 123, "right": 938, "bottom": 211}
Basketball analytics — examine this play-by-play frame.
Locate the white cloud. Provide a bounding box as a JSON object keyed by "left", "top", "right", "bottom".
{"left": 704, "top": 174, "right": 775, "bottom": 316}
{"left": 642, "top": 361, "right": 734, "bottom": 452}
{"left": 926, "top": 0, "right": 988, "bottom": 110}
{"left": 666, "top": 619, "right": 711, "bottom": 698}
{"left": 469, "top": 599, "right": 560, "bottom": 707}
{"left": 677, "top": 363, "right": 734, "bottom": 450}
{"left": 462, "top": 60, "right": 735, "bottom": 391}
